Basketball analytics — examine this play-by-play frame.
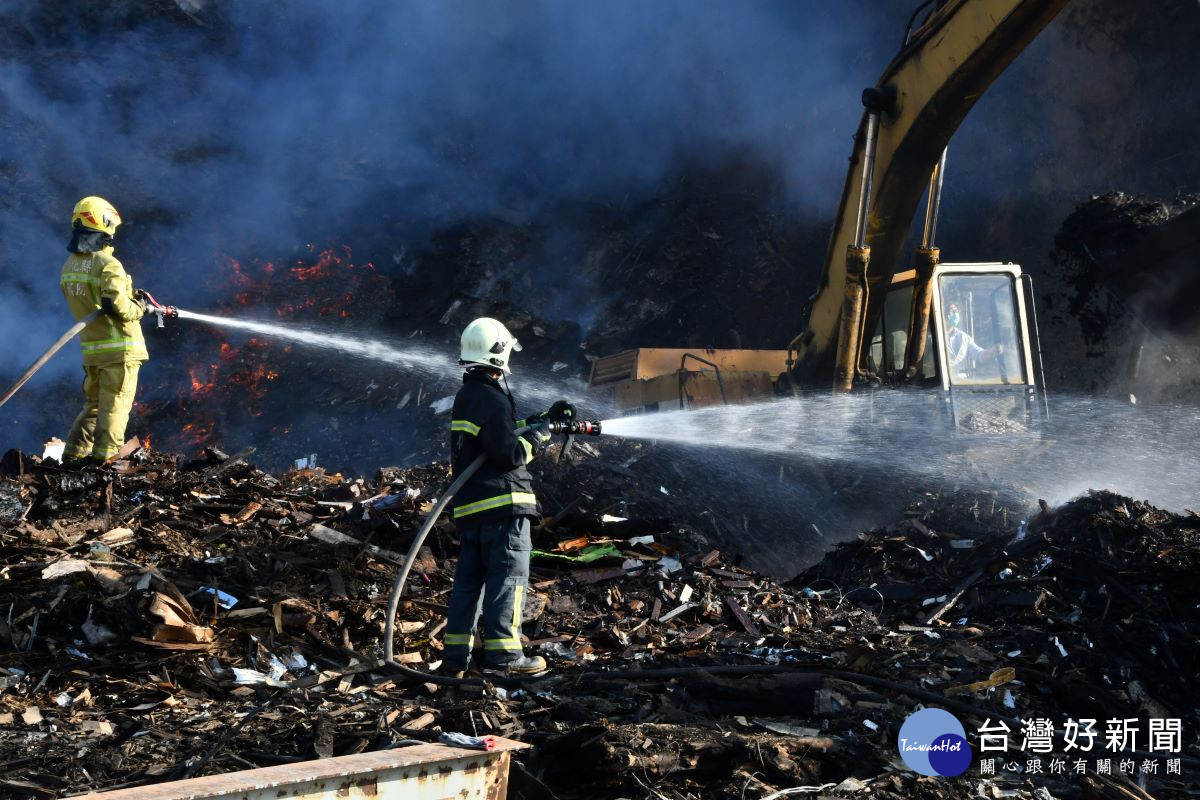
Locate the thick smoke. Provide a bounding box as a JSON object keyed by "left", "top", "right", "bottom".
{"left": 937, "top": 0, "right": 1200, "bottom": 385}
{"left": 2, "top": 0, "right": 1199, "bottom": 474}
{"left": 0, "top": 0, "right": 903, "bottom": 373}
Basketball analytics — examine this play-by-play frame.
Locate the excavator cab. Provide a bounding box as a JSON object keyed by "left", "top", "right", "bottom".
{"left": 588, "top": 261, "right": 1047, "bottom": 430}
{"left": 869, "top": 261, "right": 1047, "bottom": 432}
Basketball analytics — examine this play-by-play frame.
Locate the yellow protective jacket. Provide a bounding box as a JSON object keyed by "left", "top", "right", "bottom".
{"left": 59, "top": 248, "right": 148, "bottom": 366}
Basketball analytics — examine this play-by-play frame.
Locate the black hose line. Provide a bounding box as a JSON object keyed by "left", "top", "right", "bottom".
{"left": 383, "top": 427, "right": 538, "bottom": 686}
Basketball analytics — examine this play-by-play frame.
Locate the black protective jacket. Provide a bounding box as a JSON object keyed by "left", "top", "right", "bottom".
{"left": 449, "top": 370, "right": 541, "bottom": 525}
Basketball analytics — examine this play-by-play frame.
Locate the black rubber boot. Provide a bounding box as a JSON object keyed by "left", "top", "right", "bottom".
{"left": 437, "top": 661, "right": 468, "bottom": 679}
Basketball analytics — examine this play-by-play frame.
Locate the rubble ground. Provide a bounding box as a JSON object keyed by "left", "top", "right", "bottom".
{"left": 1, "top": 441, "right": 1197, "bottom": 799}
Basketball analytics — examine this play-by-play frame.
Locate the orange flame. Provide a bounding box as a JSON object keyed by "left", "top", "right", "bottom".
{"left": 188, "top": 364, "right": 219, "bottom": 397}
{"left": 157, "top": 243, "right": 395, "bottom": 453}
{"left": 180, "top": 420, "right": 215, "bottom": 447}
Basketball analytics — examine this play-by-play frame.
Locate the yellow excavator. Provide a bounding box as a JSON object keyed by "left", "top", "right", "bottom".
{"left": 589, "top": 0, "right": 1074, "bottom": 431}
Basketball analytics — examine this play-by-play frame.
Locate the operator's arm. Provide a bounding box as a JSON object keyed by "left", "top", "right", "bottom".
{"left": 99, "top": 258, "right": 146, "bottom": 322}
{"left": 964, "top": 332, "right": 984, "bottom": 357}
{"left": 478, "top": 397, "right": 539, "bottom": 471}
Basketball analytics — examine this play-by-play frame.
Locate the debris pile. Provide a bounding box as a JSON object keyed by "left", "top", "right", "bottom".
{"left": 795, "top": 491, "right": 1200, "bottom": 725}
{"left": 1046, "top": 191, "right": 1200, "bottom": 402}
{"left": 1, "top": 443, "right": 1197, "bottom": 799}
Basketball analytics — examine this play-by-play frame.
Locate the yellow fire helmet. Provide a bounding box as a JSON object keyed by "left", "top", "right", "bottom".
{"left": 71, "top": 196, "right": 122, "bottom": 236}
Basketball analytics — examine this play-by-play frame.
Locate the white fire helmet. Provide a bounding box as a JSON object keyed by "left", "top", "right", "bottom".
{"left": 459, "top": 317, "right": 522, "bottom": 373}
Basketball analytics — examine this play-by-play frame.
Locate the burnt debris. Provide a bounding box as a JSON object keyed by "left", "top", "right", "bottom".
{"left": 1, "top": 442, "right": 1197, "bottom": 798}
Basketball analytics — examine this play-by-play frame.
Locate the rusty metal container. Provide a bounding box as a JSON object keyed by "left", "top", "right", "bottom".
{"left": 83, "top": 738, "right": 528, "bottom": 800}
{"left": 589, "top": 347, "right": 788, "bottom": 412}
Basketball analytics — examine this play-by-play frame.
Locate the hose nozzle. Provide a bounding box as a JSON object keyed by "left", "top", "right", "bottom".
{"left": 548, "top": 419, "right": 602, "bottom": 436}
{"left": 139, "top": 290, "right": 178, "bottom": 327}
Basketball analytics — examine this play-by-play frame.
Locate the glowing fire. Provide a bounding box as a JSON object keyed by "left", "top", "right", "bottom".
{"left": 189, "top": 364, "right": 219, "bottom": 397}
{"left": 181, "top": 420, "right": 214, "bottom": 447}
{"left": 218, "top": 244, "right": 386, "bottom": 319}
{"left": 290, "top": 245, "right": 351, "bottom": 281}
{"left": 145, "top": 244, "right": 394, "bottom": 456}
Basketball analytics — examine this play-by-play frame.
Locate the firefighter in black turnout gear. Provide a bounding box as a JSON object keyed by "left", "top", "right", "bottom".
{"left": 441, "top": 317, "right": 575, "bottom": 677}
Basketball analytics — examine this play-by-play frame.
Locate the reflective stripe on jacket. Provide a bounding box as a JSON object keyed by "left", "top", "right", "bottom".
{"left": 449, "top": 370, "right": 540, "bottom": 525}
{"left": 60, "top": 249, "right": 148, "bottom": 366}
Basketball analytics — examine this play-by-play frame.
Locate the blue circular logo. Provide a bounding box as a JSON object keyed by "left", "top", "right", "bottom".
{"left": 897, "top": 708, "right": 972, "bottom": 776}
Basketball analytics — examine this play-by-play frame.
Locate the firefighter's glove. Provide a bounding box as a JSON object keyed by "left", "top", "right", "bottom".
{"left": 547, "top": 400, "right": 576, "bottom": 423}
{"left": 520, "top": 423, "right": 552, "bottom": 455}
{"left": 527, "top": 401, "right": 575, "bottom": 426}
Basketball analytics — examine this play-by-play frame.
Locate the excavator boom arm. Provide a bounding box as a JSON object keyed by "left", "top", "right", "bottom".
{"left": 790, "top": 0, "right": 1072, "bottom": 384}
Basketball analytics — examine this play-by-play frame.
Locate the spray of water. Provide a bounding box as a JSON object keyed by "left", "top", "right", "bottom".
{"left": 174, "top": 309, "right": 1197, "bottom": 515}
{"left": 174, "top": 309, "right": 598, "bottom": 412}
{"left": 177, "top": 309, "right": 448, "bottom": 374}
{"left": 600, "top": 393, "right": 1200, "bottom": 512}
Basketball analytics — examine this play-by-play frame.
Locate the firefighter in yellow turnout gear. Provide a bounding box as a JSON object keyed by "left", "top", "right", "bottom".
{"left": 59, "top": 197, "right": 148, "bottom": 463}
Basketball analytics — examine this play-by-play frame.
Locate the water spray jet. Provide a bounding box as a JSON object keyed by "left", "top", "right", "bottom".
{"left": 174, "top": 309, "right": 450, "bottom": 378}
{"left": 171, "top": 309, "right": 594, "bottom": 410}
{"left": 589, "top": 395, "right": 1200, "bottom": 514}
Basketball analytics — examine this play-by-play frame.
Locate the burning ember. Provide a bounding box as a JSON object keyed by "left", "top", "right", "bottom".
{"left": 221, "top": 244, "right": 389, "bottom": 319}
{"left": 138, "top": 245, "right": 395, "bottom": 457}
{"left": 180, "top": 420, "right": 214, "bottom": 447}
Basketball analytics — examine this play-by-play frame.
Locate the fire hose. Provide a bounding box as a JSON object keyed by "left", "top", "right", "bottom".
{"left": 0, "top": 292, "right": 178, "bottom": 411}
{"left": 383, "top": 418, "right": 602, "bottom": 685}
{"left": 0, "top": 309, "right": 106, "bottom": 410}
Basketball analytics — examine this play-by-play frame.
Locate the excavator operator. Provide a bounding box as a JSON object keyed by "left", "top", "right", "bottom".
{"left": 945, "top": 303, "right": 1004, "bottom": 380}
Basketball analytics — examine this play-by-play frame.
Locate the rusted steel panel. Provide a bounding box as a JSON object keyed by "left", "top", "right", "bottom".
{"left": 590, "top": 348, "right": 789, "bottom": 385}
{"left": 83, "top": 739, "right": 528, "bottom": 800}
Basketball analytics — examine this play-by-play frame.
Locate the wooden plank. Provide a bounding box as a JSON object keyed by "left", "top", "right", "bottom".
{"left": 570, "top": 565, "right": 627, "bottom": 584}
{"left": 723, "top": 595, "right": 762, "bottom": 637}
{"left": 308, "top": 524, "right": 406, "bottom": 565}
{"left": 924, "top": 567, "right": 985, "bottom": 625}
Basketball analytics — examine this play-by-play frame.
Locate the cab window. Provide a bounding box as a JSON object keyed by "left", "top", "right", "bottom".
{"left": 938, "top": 274, "right": 1026, "bottom": 386}
{"left": 868, "top": 285, "right": 937, "bottom": 382}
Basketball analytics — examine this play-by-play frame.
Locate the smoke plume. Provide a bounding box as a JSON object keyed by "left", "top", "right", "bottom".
{"left": 2, "top": 0, "right": 1199, "bottom": 471}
